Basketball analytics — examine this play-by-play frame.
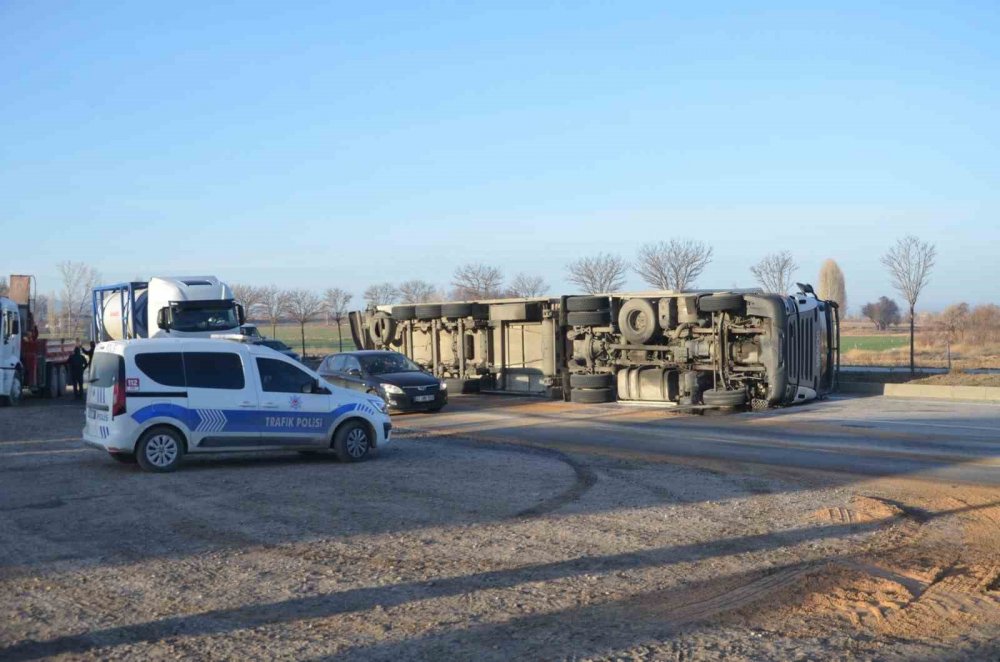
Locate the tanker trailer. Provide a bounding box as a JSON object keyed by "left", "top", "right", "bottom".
{"left": 92, "top": 276, "right": 245, "bottom": 341}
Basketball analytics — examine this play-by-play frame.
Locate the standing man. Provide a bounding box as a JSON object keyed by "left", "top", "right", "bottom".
{"left": 68, "top": 347, "right": 87, "bottom": 399}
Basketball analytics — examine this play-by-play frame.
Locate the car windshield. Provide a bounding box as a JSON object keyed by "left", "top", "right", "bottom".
{"left": 170, "top": 302, "right": 238, "bottom": 332}
{"left": 359, "top": 353, "right": 422, "bottom": 375}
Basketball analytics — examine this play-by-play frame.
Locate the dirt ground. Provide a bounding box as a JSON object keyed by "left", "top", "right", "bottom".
{"left": 1, "top": 395, "right": 998, "bottom": 661}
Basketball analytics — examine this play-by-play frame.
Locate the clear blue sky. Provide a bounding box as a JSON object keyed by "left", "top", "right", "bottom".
{"left": 2, "top": 1, "right": 998, "bottom": 311}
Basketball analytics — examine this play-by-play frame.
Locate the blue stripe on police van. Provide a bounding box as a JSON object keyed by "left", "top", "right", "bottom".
{"left": 130, "top": 401, "right": 379, "bottom": 436}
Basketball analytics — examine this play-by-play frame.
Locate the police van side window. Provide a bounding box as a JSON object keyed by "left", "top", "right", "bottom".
{"left": 184, "top": 352, "right": 245, "bottom": 390}
{"left": 135, "top": 352, "right": 185, "bottom": 387}
{"left": 257, "top": 358, "right": 315, "bottom": 393}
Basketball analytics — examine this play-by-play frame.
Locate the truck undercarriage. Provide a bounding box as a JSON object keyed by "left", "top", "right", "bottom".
{"left": 349, "top": 288, "right": 839, "bottom": 409}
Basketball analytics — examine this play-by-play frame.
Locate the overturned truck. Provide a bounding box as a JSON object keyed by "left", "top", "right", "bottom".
{"left": 349, "top": 287, "right": 839, "bottom": 409}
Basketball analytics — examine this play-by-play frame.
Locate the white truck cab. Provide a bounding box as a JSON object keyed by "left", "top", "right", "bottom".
{"left": 82, "top": 338, "right": 391, "bottom": 472}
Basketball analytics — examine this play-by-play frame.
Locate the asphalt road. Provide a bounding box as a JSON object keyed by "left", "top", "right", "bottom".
{"left": 395, "top": 394, "right": 1000, "bottom": 488}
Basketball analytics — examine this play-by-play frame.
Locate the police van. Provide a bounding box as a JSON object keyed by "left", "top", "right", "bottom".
{"left": 82, "top": 338, "right": 392, "bottom": 472}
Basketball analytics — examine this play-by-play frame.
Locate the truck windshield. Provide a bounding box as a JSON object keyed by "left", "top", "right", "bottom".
{"left": 170, "top": 301, "right": 238, "bottom": 333}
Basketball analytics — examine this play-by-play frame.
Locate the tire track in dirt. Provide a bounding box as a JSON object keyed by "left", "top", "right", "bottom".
{"left": 394, "top": 430, "right": 597, "bottom": 519}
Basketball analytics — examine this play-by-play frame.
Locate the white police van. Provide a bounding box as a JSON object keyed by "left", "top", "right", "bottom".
{"left": 82, "top": 338, "right": 391, "bottom": 472}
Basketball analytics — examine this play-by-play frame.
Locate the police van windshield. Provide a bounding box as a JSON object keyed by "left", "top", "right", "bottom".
{"left": 359, "top": 353, "right": 422, "bottom": 375}
{"left": 170, "top": 301, "right": 238, "bottom": 333}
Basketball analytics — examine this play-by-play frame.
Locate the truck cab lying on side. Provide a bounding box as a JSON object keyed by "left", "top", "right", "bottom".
{"left": 348, "top": 286, "right": 839, "bottom": 410}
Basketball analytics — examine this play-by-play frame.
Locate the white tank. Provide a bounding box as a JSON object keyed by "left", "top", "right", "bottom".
{"left": 100, "top": 290, "right": 149, "bottom": 340}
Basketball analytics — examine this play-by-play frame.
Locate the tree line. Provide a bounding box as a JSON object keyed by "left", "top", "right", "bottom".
{"left": 16, "top": 234, "right": 937, "bottom": 371}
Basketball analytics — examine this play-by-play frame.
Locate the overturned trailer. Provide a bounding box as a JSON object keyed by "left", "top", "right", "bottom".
{"left": 349, "top": 287, "right": 839, "bottom": 409}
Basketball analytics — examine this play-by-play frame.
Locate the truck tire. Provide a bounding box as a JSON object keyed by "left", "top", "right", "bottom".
{"left": 441, "top": 302, "right": 488, "bottom": 319}
{"left": 570, "top": 387, "right": 614, "bottom": 404}
{"left": 699, "top": 293, "right": 744, "bottom": 313}
{"left": 618, "top": 298, "right": 658, "bottom": 344}
{"left": 391, "top": 305, "right": 416, "bottom": 320}
{"left": 444, "top": 377, "right": 480, "bottom": 394}
{"left": 47, "top": 366, "right": 59, "bottom": 398}
{"left": 566, "top": 310, "right": 611, "bottom": 326}
{"left": 566, "top": 296, "right": 608, "bottom": 312}
{"left": 333, "top": 419, "right": 372, "bottom": 462}
{"left": 414, "top": 304, "right": 442, "bottom": 319}
{"left": 0, "top": 373, "right": 21, "bottom": 407}
{"left": 569, "top": 373, "right": 614, "bottom": 389}
{"left": 702, "top": 388, "right": 747, "bottom": 407}
{"left": 136, "top": 426, "right": 185, "bottom": 472}
{"left": 368, "top": 312, "right": 396, "bottom": 346}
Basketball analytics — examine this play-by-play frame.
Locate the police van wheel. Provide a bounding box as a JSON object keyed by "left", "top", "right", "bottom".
{"left": 333, "top": 420, "right": 371, "bottom": 462}
{"left": 136, "top": 427, "right": 185, "bottom": 473}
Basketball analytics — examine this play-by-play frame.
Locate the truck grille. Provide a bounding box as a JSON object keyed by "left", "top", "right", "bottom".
{"left": 787, "top": 315, "right": 815, "bottom": 385}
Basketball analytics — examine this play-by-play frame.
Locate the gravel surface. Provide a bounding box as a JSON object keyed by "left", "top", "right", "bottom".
{"left": 1, "top": 395, "right": 998, "bottom": 661}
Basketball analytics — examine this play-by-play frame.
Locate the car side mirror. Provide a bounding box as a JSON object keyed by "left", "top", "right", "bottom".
{"left": 347, "top": 368, "right": 361, "bottom": 377}
{"left": 236, "top": 303, "right": 246, "bottom": 325}
{"left": 156, "top": 308, "right": 170, "bottom": 330}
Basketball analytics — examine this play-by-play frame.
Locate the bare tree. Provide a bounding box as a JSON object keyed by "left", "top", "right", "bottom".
{"left": 508, "top": 273, "right": 548, "bottom": 298}
{"left": 816, "top": 259, "right": 847, "bottom": 313}
{"left": 57, "top": 261, "right": 101, "bottom": 337}
{"left": 283, "top": 289, "right": 324, "bottom": 358}
{"left": 0, "top": 277, "right": 8, "bottom": 298}
{"left": 566, "top": 253, "right": 628, "bottom": 294}
{"left": 364, "top": 282, "right": 399, "bottom": 307}
{"left": 323, "top": 287, "right": 353, "bottom": 351}
{"left": 451, "top": 263, "right": 504, "bottom": 300}
{"left": 882, "top": 235, "right": 936, "bottom": 374}
{"left": 34, "top": 295, "right": 49, "bottom": 329}
{"left": 634, "top": 239, "right": 713, "bottom": 291}
{"left": 398, "top": 280, "right": 438, "bottom": 304}
{"left": 230, "top": 283, "right": 265, "bottom": 318}
{"left": 750, "top": 251, "right": 797, "bottom": 295}
{"left": 260, "top": 286, "right": 291, "bottom": 337}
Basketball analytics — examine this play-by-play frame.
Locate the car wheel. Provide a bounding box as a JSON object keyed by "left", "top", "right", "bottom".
{"left": 618, "top": 298, "right": 658, "bottom": 344}
{"left": 333, "top": 420, "right": 371, "bottom": 462}
{"left": 136, "top": 427, "right": 184, "bottom": 472}
{"left": 566, "top": 310, "right": 611, "bottom": 326}
{"left": 569, "top": 373, "right": 614, "bottom": 389}
{"left": 570, "top": 387, "right": 614, "bottom": 404}
{"left": 699, "top": 293, "right": 745, "bottom": 313}
{"left": 702, "top": 388, "right": 747, "bottom": 407}
{"left": 565, "top": 296, "right": 608, "bottom": 312}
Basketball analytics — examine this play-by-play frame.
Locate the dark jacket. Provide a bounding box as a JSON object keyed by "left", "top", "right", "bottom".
{"left": 68, "top": 349, "right": 88, "bottom": 378}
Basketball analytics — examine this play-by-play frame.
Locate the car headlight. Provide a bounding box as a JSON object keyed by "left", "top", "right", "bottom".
{"left": 439, "top": 381, "right": 448, "bottom": 390}
{"left": 381, "top": 383, "right": 404, "bottom": 395}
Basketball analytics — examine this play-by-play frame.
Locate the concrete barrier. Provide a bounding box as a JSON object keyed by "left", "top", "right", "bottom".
{"left": 838, "top": 382, "right": 1000, "bottom": 403}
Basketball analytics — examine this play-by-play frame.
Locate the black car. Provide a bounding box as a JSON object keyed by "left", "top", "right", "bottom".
{"left": 317, "top": 350, "right": 447, "bottom": 412}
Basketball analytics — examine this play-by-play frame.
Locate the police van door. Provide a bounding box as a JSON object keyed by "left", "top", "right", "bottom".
{"left": 255, "top": 356, "right": 331, "bottom": 446}
{"left": 183, "top": 350, "right": 261, "bottom": 449}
